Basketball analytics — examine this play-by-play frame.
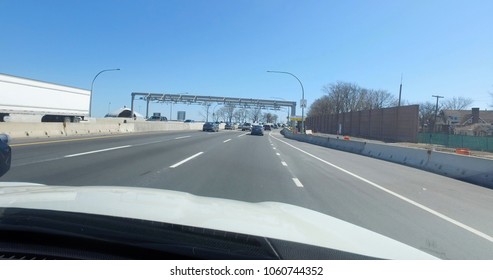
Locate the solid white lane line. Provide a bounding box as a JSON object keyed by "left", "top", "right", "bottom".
{"left": 64, "top": 145, "right": 132, "bottom": 158}
{"left": 237, "top": 133, "right": 247, "bottom": 137}
{"left": 223, "top": 139, "right": 232, "bottom": 143}
{"left": 175, "top": 136, "right": 191, "bottom": 140}
{"left": 169, "top": 152, "right": 204, "bottom": 168}
{"left": 276, "top": 153, "right": 281, "bottom": 156}
{"left": 281, "top": 161, "right": 288, "bottom": 166}
{"left": 271, "top": 134, "right": 493, "bottom": 243}
{"left": 292, "top": 178, "right": 304, "bottom": 188}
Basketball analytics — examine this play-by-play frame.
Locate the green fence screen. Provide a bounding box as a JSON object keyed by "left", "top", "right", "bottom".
{"left": 418, "top": 133, "right": 493, "bottom": 152}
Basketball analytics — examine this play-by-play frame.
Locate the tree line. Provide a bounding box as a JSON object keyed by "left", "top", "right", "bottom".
{"left": 307, "top": 81, "right": 398, "bottom": 117}
{"left": 308, "top": 81, "right": 475, "bottom": 131}
{"left": 418, "top": 96, "right": 473, "bottom": 130}
{"left": 199, "top": 103, "right": 279, "bottom": 124}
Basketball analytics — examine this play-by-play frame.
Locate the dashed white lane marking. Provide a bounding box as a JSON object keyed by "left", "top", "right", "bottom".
{"left": 281, "top": 161, "right": 288, "bottom": 166}
{"left": 64, "top": 145, "right": 132, "bottom": 158}
{"left": 292, "top": 178, "right": 304, "bottom": 188}
{"left": 169, "top": 152, "right": 204, "bottom": 168}
{"left": 276, "top": 153, "right": 280, "bottom": 156}
{"left": 273, "top": 147, "right": 276, "bottom": 150}
{"left": 271, "top": 134, "right": 493, "bottom": 243}
{"left": 238, "top": 133, "right": 247, "bottom": 137}
{"left": 175, "top": 136, "right": 191, "bottom": 140}
{"left": 223, "top": 139, "right": 232, "bottom": 143}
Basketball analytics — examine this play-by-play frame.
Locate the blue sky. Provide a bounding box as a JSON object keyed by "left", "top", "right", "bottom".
{"left": 1, "top": 0, "right": 492, "bottom": 120}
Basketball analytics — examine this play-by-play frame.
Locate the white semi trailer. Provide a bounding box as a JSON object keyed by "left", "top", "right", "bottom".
{"left": 0, "top": 73, "right": 90, "bottom": 122}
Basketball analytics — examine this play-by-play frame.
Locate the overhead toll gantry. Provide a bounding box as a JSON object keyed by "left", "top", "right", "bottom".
{"left": 130, "top": 92, "right": 297, "bottom": 120}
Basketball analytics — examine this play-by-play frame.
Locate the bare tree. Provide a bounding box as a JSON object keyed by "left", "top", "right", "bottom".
{"left": 262, "top": 112, "right": 277, "bottom": 123}
{"left": 233, "top": 109, "right": 242, "bottom": 123}
{"left": 214, "top": 107, "right": 228, "bottom": 122}
{"left": 325, "top": 81, "right": 360, "bottom": 113}
{"left": 234, "top": 108, "right": 249, "bottom": 123}
{"left": 307, "top": 95, "right": 332, "bottom": 117}
{"left": 366, "top": 89, "right": 398, "bottom": 109}
{"left": 249, "top": 107, "right": 262, "bottom": 123}
{"left": 419, "top": 102, "right": 438, "bottom": 131}
{"left": 198, "top": 103, "right": 211, "bottom": 122}
{"left": 442, "top": 96, "right": 473, "bottom": 110}
{"left": 223, "top": 103, "right": 235, "bottom": 123}
{"left": 309, "top": 82, "right": 398, "bottom": 116}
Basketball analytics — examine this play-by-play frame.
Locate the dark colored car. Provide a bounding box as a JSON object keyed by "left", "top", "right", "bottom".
{"left": 241, "top": 123, "right": 252, "bottom": 131}
{"left": 202, "top": 122, "right": 219, "bottom": 132}
{"left": 263, "top": 124, "right": 271, "bottom": 131}
{"left": 251, "top": 125, "right": 264, "bottom": 136}
{"left": 0, "top": 134, "right": 11, "bottom": 177}
{"left": 224, "top": 123, "right": 235, "bottom": 130}
{"left": 146, "top": 116, "right": 167, "bottom": 121}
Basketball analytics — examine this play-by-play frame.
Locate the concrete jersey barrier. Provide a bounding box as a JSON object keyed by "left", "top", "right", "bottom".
{"left": 0, "top": 119, "right": 206, "bottom": 139}
{"left": 281, "top": 129, "right": 493, "bottom": 189}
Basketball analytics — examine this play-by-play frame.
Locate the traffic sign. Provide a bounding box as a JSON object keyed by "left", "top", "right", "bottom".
{"left": 300, "top": 99, "right": 307, "bottom": 108}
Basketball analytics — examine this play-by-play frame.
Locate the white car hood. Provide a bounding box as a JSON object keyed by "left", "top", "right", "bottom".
{"left": 0, "top": 183, "right": 437, "bottom": 259}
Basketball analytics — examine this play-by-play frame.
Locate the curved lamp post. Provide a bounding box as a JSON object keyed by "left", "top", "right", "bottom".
{"left": 90, "top": 68, "right": 120, "bottom": 117}
{"left": 267, "top": 70, "right": 305, "bottom": 133}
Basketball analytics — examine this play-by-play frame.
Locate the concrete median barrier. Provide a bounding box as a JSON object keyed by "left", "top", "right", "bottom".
{"left": 281, "top": 129, "right": 493, "bottom": 189}
{"left": 0, "top": 119, "right": 206, "bottom": 139}
{"left": 283, "top": 130, "right": 366, "bottom": 154}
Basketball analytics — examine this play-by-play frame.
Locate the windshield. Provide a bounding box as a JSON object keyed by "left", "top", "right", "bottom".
{"left": 1, "top": 0, "right": 493, "bottom": 269}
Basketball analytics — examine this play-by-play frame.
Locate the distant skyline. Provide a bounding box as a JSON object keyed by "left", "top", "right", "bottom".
{"left": 1, "top": 0, "right": 492, "bottom": 119}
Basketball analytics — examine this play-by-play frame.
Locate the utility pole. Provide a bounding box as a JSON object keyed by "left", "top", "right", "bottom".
{"left": 398, "top": 74, "right": 403, "bottom": 107}
{"left": 432, "top": 95, "right": 444, "bottom": 132}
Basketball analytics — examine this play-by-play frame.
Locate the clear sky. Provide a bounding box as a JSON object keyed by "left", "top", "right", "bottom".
{"left": 1, "top": 0, "right": 492, "bottom": 120}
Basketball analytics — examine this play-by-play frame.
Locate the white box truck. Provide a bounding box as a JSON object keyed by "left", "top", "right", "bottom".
{"left": 0, "top": 73, "right": 90, "bottom": 122}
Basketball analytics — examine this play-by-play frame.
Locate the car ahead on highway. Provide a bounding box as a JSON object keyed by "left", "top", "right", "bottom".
{"left": 146, "top": 116, "right": 167, "bottom": 121}
{"left": 251, "top": 125, "right": 264, "bottom": 136}
{"left": 0, "top": 134, "right": 11, "bottom": 177}
{"left": 184, "top": 119, "right": 194, "bottom": 123}
{"left": 202, "top": 122, "right": 219, "bottom": 132}
{"left": 263, "top": 124, "right": 272, "bottom": 131}
{"left": 241, "top": 122, "right": 252, "bottom": 131}
{"left": 224, "top": 123, "right": 235, "bottom": 130}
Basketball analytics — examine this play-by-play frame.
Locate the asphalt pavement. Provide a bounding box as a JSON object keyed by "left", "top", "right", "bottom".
{"left": 1, "top": 128, "right": 493, "bottom": 259}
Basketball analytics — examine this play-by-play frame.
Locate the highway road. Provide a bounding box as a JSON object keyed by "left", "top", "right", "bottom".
{"left": 1, "top": 129, "right": 493, "bottom": 259}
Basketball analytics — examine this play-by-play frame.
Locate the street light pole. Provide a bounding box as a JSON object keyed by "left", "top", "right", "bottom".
{"left": 90, "top": 68, "right": 120, "bottom": 117}
{"left": 267, "top": 71, "right": 305, "bottom": 133}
